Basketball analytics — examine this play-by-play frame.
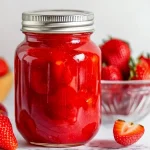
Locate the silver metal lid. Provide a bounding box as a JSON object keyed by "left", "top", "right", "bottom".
{"left": 22, "top": 10, "right": 94, "bottom": 33}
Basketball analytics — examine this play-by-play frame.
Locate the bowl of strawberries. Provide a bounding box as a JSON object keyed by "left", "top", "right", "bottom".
{"left": 100, "top": 38, "right": 150, "bottom": 124}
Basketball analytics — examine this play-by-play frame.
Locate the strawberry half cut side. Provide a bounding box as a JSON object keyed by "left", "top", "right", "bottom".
{"left": 113, "top": 119, "right": 144, "bottom": 146}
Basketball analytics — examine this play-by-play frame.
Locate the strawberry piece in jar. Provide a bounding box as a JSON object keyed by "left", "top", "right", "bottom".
{"left": 47, "top": 86, "right": 78, "bottom": 123}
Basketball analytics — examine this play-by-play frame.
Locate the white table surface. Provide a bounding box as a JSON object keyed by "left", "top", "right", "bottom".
{"left": 4, "top": 88, "right": 150, "bottom": 150}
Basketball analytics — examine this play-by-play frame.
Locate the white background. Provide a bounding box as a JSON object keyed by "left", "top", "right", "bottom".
{"left": 1, "top": 0, "right": 150, "bottom": 66}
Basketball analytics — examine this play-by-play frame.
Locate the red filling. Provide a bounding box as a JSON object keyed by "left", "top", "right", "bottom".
{"left": 15, "top": 33, "right": 101, "bottom": 145}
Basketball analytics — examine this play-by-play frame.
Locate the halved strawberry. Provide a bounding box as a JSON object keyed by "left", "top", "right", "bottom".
{"left": 113, "top": 120, "right": 145, "bottom": 146}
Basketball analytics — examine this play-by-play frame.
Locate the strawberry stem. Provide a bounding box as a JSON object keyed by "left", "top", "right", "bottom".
{"left": 102, "top": 39, "right": 107, "bottom": 43}
{"left": 147, "top": 53, "right": 150, "bottom": 58}
{"left": 129, "top": 57, "right": 136, "bottom": 80}
{"left": 129, "top": 57, "right": 136, "bottom": 68}
{"left": 108, "top": 35, "right": 113, "bottom": 40}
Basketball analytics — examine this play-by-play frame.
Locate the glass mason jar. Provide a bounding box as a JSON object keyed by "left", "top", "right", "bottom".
{"left": 15, "top": 10, "right": 101, "bottom": 147}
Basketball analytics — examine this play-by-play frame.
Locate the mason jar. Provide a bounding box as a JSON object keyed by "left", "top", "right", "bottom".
{"left": 15, "top": 9, "right": 101, "bottom": 147}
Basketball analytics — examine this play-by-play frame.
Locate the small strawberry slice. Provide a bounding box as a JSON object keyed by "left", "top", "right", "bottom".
{"left": 0, "top": 57, "right": 9, "bottom": 77}
{"left": 0, "top": 115, "right": 18, "bottom": 150}
{"left": 113, "top": 120, "right": 144, "bottom": 146}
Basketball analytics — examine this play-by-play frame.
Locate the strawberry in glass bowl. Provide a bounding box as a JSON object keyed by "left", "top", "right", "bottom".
{"left": 0, "top": 57, "right": 13, "bottom": 102}
{"left": 100, "top": 38, "right": 150, "bottom": 124}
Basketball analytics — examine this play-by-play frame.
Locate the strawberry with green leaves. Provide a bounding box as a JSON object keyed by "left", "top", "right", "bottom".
{"left": 139, "top": 54, "right": 150, "bottom": 66}
{"left": 113, "top": 120, "right": 144, "bottom": 146}
{"left": 0, "top": 115, "right": 18, "bottom": 150}
{"left": 130, "top": 57, "right": 150, "bottom": 80}
{"left": 100, "top": 38, "right": 131, "bottom": 80}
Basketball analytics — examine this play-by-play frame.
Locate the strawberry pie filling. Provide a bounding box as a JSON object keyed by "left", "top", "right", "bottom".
{"left": 15, "top": 33, "right": 101, "bottom": 145}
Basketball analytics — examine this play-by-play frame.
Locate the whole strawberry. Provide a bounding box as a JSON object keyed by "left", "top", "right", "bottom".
{"left": 130, "top": 58, "right": 150, "bottom": 80}
{"left": 102, "top": 65, "right": 123, "bottom": 80}
{"left": 100, "top": 38, "right": 131, "bottom": 80}
{"left": 139, "top": 54, "right": 150, "bottom": 66}
{"left": 0, "top": 57, "right": 9, "bottom": 77}
{"left": 0, "top": 115, "right": 18, "bottom": 150}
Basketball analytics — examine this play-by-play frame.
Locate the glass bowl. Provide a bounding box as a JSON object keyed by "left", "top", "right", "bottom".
{"left": 101, "top": 80, "right": 150, "bottom": 124}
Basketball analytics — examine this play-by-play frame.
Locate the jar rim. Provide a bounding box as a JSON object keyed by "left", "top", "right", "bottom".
{"left": 22, "top": 9, "right": 94, "bottom": 33}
